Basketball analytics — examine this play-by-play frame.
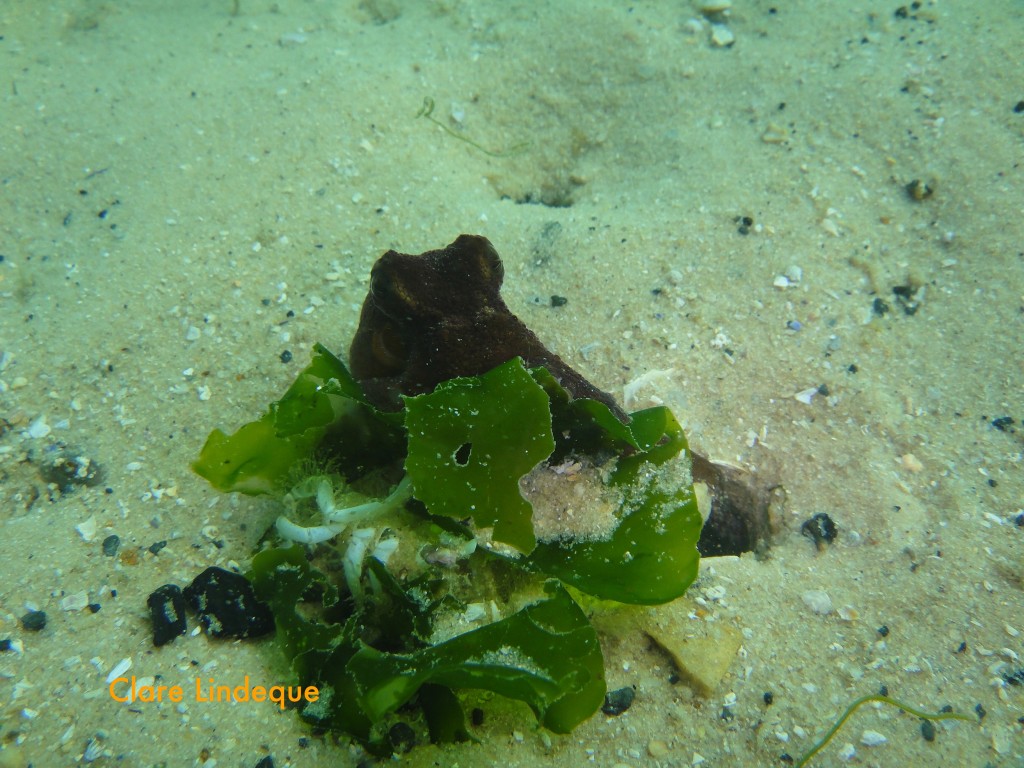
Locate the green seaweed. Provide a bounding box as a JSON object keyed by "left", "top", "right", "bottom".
{"left": 404, "top": 358, "right": 555, "bottom": 553}
{"left": 193, "top": 343, "right": 403, "bottom": 495}
{"left": 197, "top": 349, "right": 702, "bottom": 751}
{"left": 795, "top": 694, "right": 973, "bottom": 767}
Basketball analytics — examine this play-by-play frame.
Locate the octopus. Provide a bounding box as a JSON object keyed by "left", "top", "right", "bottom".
{"left": 349, "top": 234, "right": 628, "bottom": 422}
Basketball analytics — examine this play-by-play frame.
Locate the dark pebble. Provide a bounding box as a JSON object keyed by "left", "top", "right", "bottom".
{"left": 280, "top": 350, "right": 293, "bottom": 363}
{"left": 975, "top": 703, "right": 986, "bottom": 720}
{"left": 253, "top": 757, "right": 275, "bottom": 768}
{"left": 471, "top": 707, "right": 484, "bottom": 726}
{"left": 1014, "top": 100, "right": 1024, "bottom": 114}
{"left": 801, "top": 513, "right": 838, "bottom": 548}
{"left": 149, "top": 540, "right": 167, "bottom": 555}
{"left": 920, "top": 719, "right": 936, "bottom": 742}
{"left": 991, "top": 416, "right": 1015, "bottom": 432}
{"left": 183, "top": 567, "right": 274, "bottom": 639}
{"left": 550, "top": 295, "right": 568, "bottom": 307}
{"left": 147, "top": 584, "right": 188, "bottom": 647}
{"left": 877, "top": 625, "right": 890, "bottom": 637}
{"left": 763, "top": 691, "right": 774, "bottom": 705}
{"left": 1003, "top": 668, "right": 1024, "bottom": 686}
{"left": 872, "top": 297, "right": 890, "bottom": 316}
{"left": 21, "top": 610, "right": 47, "bottom": 632}
{"left": 0, "top": 638, "right": 12, "bottom": 652}
{"left": 88, "top": 603, "right": 101, "bottom": 613}
{"left": 102, "top": 534, "right": 120, "bottom": 557}
{"left": 601, "top": 686, "right": 635, "bottom": 716}
{"left": 388, "top": 722, "right": 416, "bottom": 753}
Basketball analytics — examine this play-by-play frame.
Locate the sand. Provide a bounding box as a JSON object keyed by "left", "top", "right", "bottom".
{"left": 1, "top": 1, "right": 1021, "bottom": 766}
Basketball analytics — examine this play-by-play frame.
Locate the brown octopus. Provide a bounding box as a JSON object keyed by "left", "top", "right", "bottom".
{"left": 348, "top": 234, "right": 628, "bottom": 422}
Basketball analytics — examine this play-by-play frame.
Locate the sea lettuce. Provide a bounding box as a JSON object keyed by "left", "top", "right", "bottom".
{"left": 195, "top": 347, "right": 702, "bottom": 752}
{"left": 404, "top": 358, "right": 555, "bottom": 553}
{"left": 192, "top": 343, "right": 403, "bottom": 495}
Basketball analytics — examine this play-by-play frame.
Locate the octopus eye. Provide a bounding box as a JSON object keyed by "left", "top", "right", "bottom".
{"left": 370, "top": 325, "right": 407, "bottom": 373}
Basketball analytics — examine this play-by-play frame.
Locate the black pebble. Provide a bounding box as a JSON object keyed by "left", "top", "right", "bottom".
{"left": 253, "top": 757, "right": 275, "bottom": 768}
{"left": 763, "top": 691, "right": 774, "bottom": 705}
{"left": 149, "top": 540, "right": 167, "bottom": 555}
{"left": 471, "top": 707, "right": 484, "bottom": 726}
{"left": 0, "top": 638, "right": 12, "bottom": 652}
{"left": 280, "top": 350, "right": 293, "bottom": 363}
{"left": 601, "top": 686, "right": 635, "bottom": 716}
{"left": 801, "top": 513, "right": 838, "bottom": 548}
{"left": 550, "top": 295, "right": 568, "bottom": 307}
{"left": 877, "top": 625, "right": 890, "bottom": 637}
{"left": 102, "top": 534, "right": 120, "bottom": 557}
{"left": 991, "top": 416, "right": 1015, "bottom": 432}
{"left": 147, "top": 584, "right": 188, "bottom": 646}
{"left": 183, "top": 567, "right": 275, "bottom": 639}
{"left": 1003, "top": 668, "right": 1024, "bottom": 686}
{"left": 872, "top": 297, "right": 890, "bottom": 316}
{"left": 1014, "top": 100, "right": 1024, "bottom": 114}
{"left": 21, "top": 610, "right": 47, "bottom": 631}
{"left": 920, "top": 719, "right": 936, "bottom": 741}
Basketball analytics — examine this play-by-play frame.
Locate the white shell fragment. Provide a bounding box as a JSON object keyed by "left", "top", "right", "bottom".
{"left": 75, "top": 516, "right": 98, "bottom": 542}
{"left": 860, "top": 730, "right": 888, "bottom": 747}
{"left": 60, "top": 592, "right": 90, "bottom": 612}
{"left": 794, "top": 387, "right": 819, "bottom": 405}
{"left": 106, "top": 657, "right": 132, "bottom": 684}
{"left": 802, "top": 589, "right": 833, "bottom": 615}
{"left": 26, "top": 416, "right": 51, "bottom": 439}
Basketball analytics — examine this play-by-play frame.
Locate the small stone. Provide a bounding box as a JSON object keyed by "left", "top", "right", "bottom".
{"left": 901, "top": 453, "right": 924, "bottom": 472}
{"left": 147, "top": 584, "right": 188, "bottom": 647}
{"left": 920, "top": 719, "right": 936, "bottom": 742}
{"left": 102, "top": 535, "right": 120, "bottom": 557}
{"left": 710, "top": 23, "right": 735, "bottom": 47}
{"left": 183, "top": 567, "right": 274, "bottom": 639}
{"left": 185, "top": 326, "right": 201, "bottom": 341}
{"left": 648, "top": 740, "right": 669, "bottom": 758}
{"left": 21, "top": 610, "right": 47, "bottom": 631}
{"left": 802, "top": 589, "right": 833, "bottom": 615}
{"left": 601, "top": 686, "right": 636, "bottom": 716}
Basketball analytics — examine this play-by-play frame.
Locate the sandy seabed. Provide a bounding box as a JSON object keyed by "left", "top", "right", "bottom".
{"left": 1, "top": 1, "right": 1022, "bottom": 766}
